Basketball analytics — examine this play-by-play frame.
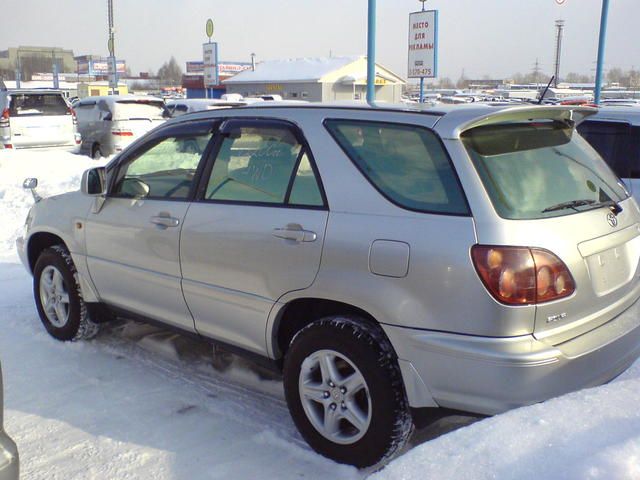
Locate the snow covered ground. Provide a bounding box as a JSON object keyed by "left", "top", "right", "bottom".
{"left": 1, "top": 149, "right": 639, "bottom": 479}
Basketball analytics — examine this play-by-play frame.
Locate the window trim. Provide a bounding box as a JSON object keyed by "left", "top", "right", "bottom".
{"left": 106, "top": 119, "right": 220, "bottom": 202}
{"left": 323, "top": 118, "right": 471, "bottom": 217}
{"left": 193, "top": 117, "right": 329, "bottom": 211}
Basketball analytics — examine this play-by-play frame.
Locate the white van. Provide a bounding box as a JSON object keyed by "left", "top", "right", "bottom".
{"left": 75, "top": 95, "right": 168, "bottom": 158}
{"left": 0, "top": 89, "right": 81, "bottom": 151}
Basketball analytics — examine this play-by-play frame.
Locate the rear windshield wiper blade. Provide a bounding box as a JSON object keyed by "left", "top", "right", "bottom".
{"left": 542, "top": 199, "right": 596, "bottom": 213}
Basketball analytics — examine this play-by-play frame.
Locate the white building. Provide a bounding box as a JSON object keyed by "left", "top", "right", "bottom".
{"left": 223, "top": 56, "right": 405, "bottom": 103}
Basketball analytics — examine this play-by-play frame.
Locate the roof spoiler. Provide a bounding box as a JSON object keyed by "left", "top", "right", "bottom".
{"left": 437, "top": 105, "right": 599, "bottom": 139}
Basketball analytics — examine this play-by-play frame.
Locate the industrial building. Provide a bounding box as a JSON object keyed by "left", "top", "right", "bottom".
{"left": 0, "top": 46, "right": 76, "bottom": 79}
{"left": 223, "top": 56, "right": 405, "bottom": 102}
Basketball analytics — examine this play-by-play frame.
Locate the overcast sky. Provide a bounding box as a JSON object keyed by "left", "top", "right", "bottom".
{"left": 1, "top": 0, "right": 638, "bottom": 82}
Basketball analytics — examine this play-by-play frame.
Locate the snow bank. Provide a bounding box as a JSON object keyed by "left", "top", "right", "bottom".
{"left": 373, "top": 362, "right": 640, "bottom": 479}
{"left": 0, "top": 149, "right": 108, "bottom": 261}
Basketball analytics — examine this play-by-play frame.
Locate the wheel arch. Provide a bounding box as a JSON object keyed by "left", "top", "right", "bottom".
{"left": 270, "top": 297, "right": 390, "bottom": 361}
{"left": 27, "top": 231, "right": 67, "bottom": 273}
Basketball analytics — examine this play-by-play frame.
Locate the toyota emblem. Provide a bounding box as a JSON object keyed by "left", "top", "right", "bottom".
{"left": 607, "top": 212, "right": 618, "bottom": 228}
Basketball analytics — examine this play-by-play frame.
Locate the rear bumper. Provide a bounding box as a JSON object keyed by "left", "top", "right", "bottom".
{"left": 0, "top": 430, "right": 18, "bottom": 480}
{"left": 385, "top": 296, "right": 640, "bottom": 415}
{"left": 13, "top": 143, "right": 80, "bottom": 153}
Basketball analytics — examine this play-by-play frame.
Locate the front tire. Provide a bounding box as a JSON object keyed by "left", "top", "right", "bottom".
{"left": 33, "top": 245, "right": 99, "bottom": 341}
{"left": 283, "top": 316, "right": 413, "bottom": 468}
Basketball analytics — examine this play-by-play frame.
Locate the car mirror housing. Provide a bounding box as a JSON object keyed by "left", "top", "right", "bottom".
{"left": 81, "top": 167, "right": 107, "bottom": 196}
{"left": 22, "top": 177, "right": 42, "bottom": 202}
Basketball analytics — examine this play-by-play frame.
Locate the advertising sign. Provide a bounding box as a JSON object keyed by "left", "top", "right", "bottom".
{"left": 203, "top": 42, "right": 218, "bottom": 86}
{"left": 186, "top": 61, "right": 204, "bottom": 74}
{"left": 187, "top": 61, "right": 251, "bottom": 76}
{"left": 408, "top": 10, "right": 438, "bottom": 79}
{"left": 218, "top": 63, "right": 252, "bottom": 75}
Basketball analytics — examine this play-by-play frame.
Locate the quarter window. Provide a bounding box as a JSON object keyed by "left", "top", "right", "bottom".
{"left": 325, "top": 120, "right": 469, "bottom": 215}
{"left": 112, "top": 134, "right": 212, "bottom": 199}
{"left": 205, "top": 125, "right": 324, "bottom": 207}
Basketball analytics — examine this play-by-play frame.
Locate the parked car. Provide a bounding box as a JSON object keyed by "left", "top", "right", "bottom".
{"left": 0, "top": 360, "right": 19, "bottom": 479}
{"left": 0, "top": 89, "right": 81, "bottom": 151}
{"left": 165, "top": 98, "right": 246, "bottom": 117}
{"left": 578, "top": 106, "right": 640, "bottom": 202}
{"left": 17, "top": 103, "right": 640, "bottom": 468}
{"left": 75, "top": 95, "right": 169, "bottom": 158}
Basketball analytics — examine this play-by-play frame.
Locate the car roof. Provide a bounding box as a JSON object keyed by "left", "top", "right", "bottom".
{"left": 78, "top": 95, "right": 164, "bottom": 106}
{"left": 6, "top": 89, "right": 65, "bottom": 95}
{"left": 172, "top": 101, "right": 598, "bottom": 139}
{"left": 582, "top": 106, "right": 640, "bottom": 126}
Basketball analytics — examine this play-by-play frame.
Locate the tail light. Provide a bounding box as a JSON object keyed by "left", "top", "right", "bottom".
{"left": 68, "top": 107, "right": 77, "bottom": 126}
{"left": 0, "top": 108, "right": 10, "bottom": 128}
{"left": 112, "top": 130, "right": 133, "bottom": 137}
{"left": 471, "top": 245, "right": 575, "bottom": 305}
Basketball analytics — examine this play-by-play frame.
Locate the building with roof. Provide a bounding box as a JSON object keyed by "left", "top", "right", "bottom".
{"left": 223, "top": 56, "right": 405, "bottom": 102}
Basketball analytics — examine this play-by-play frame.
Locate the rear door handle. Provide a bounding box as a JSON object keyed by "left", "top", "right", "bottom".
{"left": 272, "top": 224, "right": 317, "bottom": 242}
{"left": 150, "top": 212, "right": 180, "bottom": 228}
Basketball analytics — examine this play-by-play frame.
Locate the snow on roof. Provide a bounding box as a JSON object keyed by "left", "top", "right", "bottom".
{"left": 223, "top": 56, "right": 361, "bottom": 84}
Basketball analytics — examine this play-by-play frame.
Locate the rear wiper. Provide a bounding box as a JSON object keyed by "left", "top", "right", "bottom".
{"left": 542, "top": 199, "right": 596, "bottom": 213}
{"left": 542, "top": 198, "right": 623, "bottom": 215}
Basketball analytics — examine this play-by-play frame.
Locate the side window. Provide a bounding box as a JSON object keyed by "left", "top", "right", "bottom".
{"left": 325, "top": 119, "right": 469, "bottom": 215}
{"left": 289, "top": 153, "right": 324, "bottom": 206}
{"left": 205, "top": 124, "right": 324, "bottom": 207}
{"left": 578, "top": 121, "right": 639, "bottom": 179}
{"left": 97, "top": 100, "right": 112, "bottom": 121}
{"left": 112, "top": 133, "right": 212, "bottom": 199}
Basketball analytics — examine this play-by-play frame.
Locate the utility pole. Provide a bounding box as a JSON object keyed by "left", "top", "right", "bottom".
{"left": 532, "top": 58, "right": 542, "bottom": 86}
{"left": 107, "top": 0, "right": 117, "bottom": 92}
{"left": 553, "top": 20, "right": 565, "bottom": 88}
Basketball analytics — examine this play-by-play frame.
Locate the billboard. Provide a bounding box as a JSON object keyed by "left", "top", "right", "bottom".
{"left": 77, "top": 59, "right": 126, "bottom": 75}
{"left": 187, "top": 61, "right": 251, "bottom": 76}
{"left": 203, "top": 42, "right": 218, "bottom": 87}
{"left": 186, "top": 61, "right": 204, "bottom": 74}
{"left": 408, "top": 10, "right": 438, "bottom": 79}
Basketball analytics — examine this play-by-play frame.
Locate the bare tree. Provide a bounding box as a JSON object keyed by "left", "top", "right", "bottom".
{"left": 157, "top": 57, "right": 183, "bottom": 87}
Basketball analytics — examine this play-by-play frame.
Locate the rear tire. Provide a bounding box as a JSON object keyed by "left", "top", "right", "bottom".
{"left": 91, "top": 143, "right": 103, "bottom": 160}
{"left": 33, "top": 245, "right": 99, "bottom": 341}
{"left": 283, "top": 316, "right": 413, "bottom": 468}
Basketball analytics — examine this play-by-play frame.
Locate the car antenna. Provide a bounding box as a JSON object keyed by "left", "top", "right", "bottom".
{"left": 538, "top": 76, "right": 555, "bottom": 105}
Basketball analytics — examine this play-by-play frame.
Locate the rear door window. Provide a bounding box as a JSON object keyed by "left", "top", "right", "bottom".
{"left": 204, "top": 123, "right": 325, "bottom": 207}
{"left": 114, "top": 100, "right": 167, "bottom": 120}
{"left": 325, "top": 120, "right": 469, "bottom": 215}
{"left": 9, "top": 93, "right": 69, "bottom": 116}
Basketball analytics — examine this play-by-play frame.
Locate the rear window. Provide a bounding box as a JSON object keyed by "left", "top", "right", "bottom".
{"left": 462, "top": 121, "right": 628, "bottom": 220}
{"left": 325, "top": 120, "right": 469, "bottom": 215}
{"left": 114, "top": 100, "right": 167, "bottom": 120}
{"left": 578, "top": 120, "right": 640, "bottom": 179}
{"left": 9, "top": 93, "right": 69, "bottom": 116}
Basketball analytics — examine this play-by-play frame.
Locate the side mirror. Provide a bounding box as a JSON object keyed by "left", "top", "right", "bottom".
{"left": 81, "top": 167, "right": 106, "bottom": 196}
{"left": 23, "top": 177, "right": 42, "bottom": 202}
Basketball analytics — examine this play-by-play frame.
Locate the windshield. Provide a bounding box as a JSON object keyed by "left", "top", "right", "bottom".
{"left": 9, "top": 93, "right": 69, "bottom": 116}
{"left": 462, "top": 121, "right": 628, "bottom": 220}
{"left": 114, "top": 100, "right": 167, "bottom": 120}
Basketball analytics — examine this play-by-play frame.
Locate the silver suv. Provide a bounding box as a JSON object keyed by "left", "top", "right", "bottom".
{"left": 17, "top": 103, "right": 640, "bottom": 467}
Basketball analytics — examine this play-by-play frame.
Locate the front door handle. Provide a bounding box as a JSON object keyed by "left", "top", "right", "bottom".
{"left": 150, "top": 212, "right": 180, "bottom": 228}
{"left": 272, "top": 224, "right": 317, "bottom": 243}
